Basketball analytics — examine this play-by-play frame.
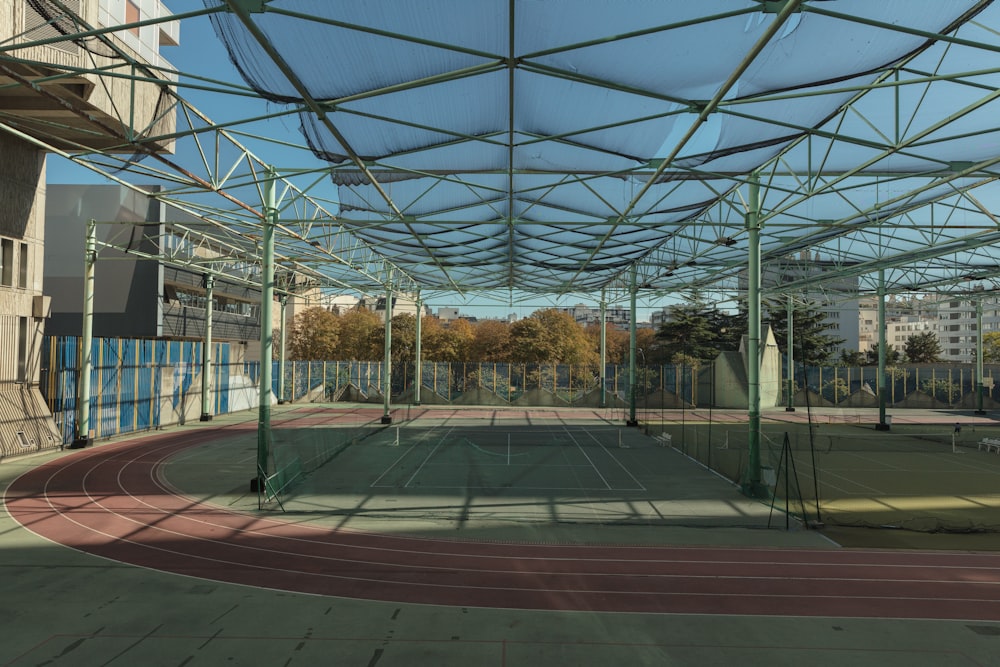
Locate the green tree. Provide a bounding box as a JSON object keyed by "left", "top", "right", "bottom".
{"left": 654, "top": 300, "right": 718, "bottom": 362}
{"left": 765, "top": 300, "right": 845, "bottom": 366}
{"left": 287, "top": 307, "right": 339, "bottom": 360}
{"left": 865, "top": 342, "right": 902, "bottom": 365}
{"left": 983, "top": 331, "right": 1000, "bottom": 363}
{"left": 711, "top": 307, "right": 747, "bottom": 352}
{"left": 838, "top": 349, "right": 866, "bottom": 366}
{"left": 904, "top": 330, "right": 942, "bottom": 363}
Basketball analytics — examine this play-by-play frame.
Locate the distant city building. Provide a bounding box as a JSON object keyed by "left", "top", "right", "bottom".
{"left": 559, "top": 303, "right": 630, "bottom": 327}
{"left": 437, "top": 307, "right": 461, "bottom": 322}
{"left": 284, "top": 290, "right": 362, "bottom": 324}
{"left": 734, "top": 252, "right": 860, "bottom": 355}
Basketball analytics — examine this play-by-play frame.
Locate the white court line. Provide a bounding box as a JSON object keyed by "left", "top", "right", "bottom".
{"left": 589, "top": 431, "right": 647, "bottom": 492}
{"left": 565, "top": 431, "right": 612, "bottom": 490}
{"left": 796, "top": 465, "right": 885, "bottom": 495}
{"left": 369, "top": 429, "right": 444, "bottom": 488}
{"left": 370, "top": 483, "right": 627, "bottom": 491}
{"left": 841, "top": 451, "right": 906, "bottom": 472}
{"left": 422, "top": 462, "right": 599, "bottom": 468}
{"left": 403, "top": 441, "right": 444, "bottom": 488}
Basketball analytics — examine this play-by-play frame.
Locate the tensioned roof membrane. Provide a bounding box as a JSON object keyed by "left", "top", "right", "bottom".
{"left": 6, "top": 1, "right": 1000, "bottom": 302}
{"left": 197, "top": 0, "right": 1000, "bottom": 298}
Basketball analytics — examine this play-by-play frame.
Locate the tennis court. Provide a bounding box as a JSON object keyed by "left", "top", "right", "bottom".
{"left": 260, "top": 406, "right": 783, "bottom": 529}
{"left": 656, "top": 412, "right": 1000, "bottom": 533}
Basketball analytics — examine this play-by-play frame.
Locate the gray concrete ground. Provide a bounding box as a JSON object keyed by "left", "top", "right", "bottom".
{"left": 2, "top": 405, "right": 1000, "bottom": 666}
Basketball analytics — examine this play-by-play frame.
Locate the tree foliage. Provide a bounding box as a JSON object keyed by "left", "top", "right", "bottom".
{"left": 765, "top": 300, "right": 844, "bottom": 366}
{"left": 654, "top": 300, "right": 719, "bottom": 362}
{"left": 838, "top": 349, "right": 866, "bottom": 366}
{"left": 904, "top": 330, "right": 943, "bottom": 363}
{"left": 865, "top": 342, "right": 902, "bottom": 365}
{"left": 335, "top": 308, "right": 381, "bottom": 360}
{"left": 288, "top": 307, "right": 339, "bottom": 360}
{"left": 468, "top": 319, "right": 511, "bottom": 362}
{"left": 508, "top": 309, "right": 597, "bottom": 364}
{"left": 983, "top": 331, "right": 1000, "bottom": 363}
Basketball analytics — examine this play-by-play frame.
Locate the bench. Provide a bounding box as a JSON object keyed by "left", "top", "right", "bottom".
{"left": 978, "top": 437, "right": 1000, "bottom": 454}
{"left": 654, "top": 433, "right": 672, "bottom": 447}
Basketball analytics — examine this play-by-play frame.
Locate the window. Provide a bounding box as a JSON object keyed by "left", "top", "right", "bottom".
{"left": 126, "top": 1, "right": 141, "bottom": 37}
{"left": 18, "top": 242, "right": 27, "bottom": 289}
{"left": 17, "top": 316, "right": 28, "bottom": 382}
{"left": 0, "top": 238, "right": 12, "bottom": 286}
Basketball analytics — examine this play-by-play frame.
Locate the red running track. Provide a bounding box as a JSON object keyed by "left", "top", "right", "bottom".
{"left": 6, "top": 427, "right": 1000, "bottom": 620}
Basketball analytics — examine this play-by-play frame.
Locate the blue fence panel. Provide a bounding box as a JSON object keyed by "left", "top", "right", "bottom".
{"left": 136, "top": 339, "right": 153, "bottom": 431}
{"left": 216, "top": 343, "right": 230, "bottom": 414}
{"left": 97, "top": 338, "right": 118, "bottom": 439}
{"left": 119, "top": 339, "right": 136, "bottom": 433}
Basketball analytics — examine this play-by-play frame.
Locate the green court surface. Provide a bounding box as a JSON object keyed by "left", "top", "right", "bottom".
{"left": 657, "top": 418, "right": 1000, "bottom": 535}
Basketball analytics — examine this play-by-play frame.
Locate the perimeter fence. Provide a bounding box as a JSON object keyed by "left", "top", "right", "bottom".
{"left": 36, "top": 337, "right": 1000, "bottom": 449}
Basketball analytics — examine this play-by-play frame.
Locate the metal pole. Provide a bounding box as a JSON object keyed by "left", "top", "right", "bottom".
{"left": 876, "top": 269, "right": 889, "bottom": 430}
{"left": 785, "top": 294, "right": 795, "bottom": 412}
{"left": 199, "top": 274, "right": 214, "bottom": 421}
{"left": 743, "top": 172, "right": 765, "bottom": 497}
{"left": 626, "top": 266, "right": 638, "bottom": 426}
{"left": 255, "top": 168, "right": 276, "bottom": 491}
{"left": 599, "top": 293, "right": 607, "bottom": 409}
{"left": 976, "top": 295, "right": 986, "bottom": 414}
{"left": 381, "top": 272, "right": 393, "bottom": 424}
{"left": 72, "top": 218, "right": 97, "bottom": 449}
{"left": 277, "top": 294, "right": 287, "bottom": 404}
{"left": 414, "top": 291, "right": 422, "bottom": 406}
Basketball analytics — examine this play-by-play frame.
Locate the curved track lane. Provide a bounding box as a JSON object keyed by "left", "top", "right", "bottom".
{"left": 6, "top": 431, "right": 1000, "bottom": 619}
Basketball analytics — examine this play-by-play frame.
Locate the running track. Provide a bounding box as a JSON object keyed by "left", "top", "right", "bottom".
{"left": 6, "top": 424, "right": 1000, "bottom": 620}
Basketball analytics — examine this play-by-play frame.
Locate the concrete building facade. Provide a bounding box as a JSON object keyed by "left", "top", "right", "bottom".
{"left": 0, "top": 0, "right": 177, "bottom": 458}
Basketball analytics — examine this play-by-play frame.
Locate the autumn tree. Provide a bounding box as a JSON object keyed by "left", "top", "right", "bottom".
{"left": 368, "top": 313, "right": 419, "bottom": 363}
{"left": 335, "top": 308, "right": 381, "bottom": 360}
{"left": 469, "top": 319, "right": 511, "bottom": 361}
{"left": 287, "top": 307, "right": 340, "bottom": 360}
{"left": 584, "top": 323, "right": 627, "bottom": 364}
{"left": 635, "top": 327, "right": 658, "bottom": 364}
{"left": 509, "top": 309, "right": 597, "bottom": 364}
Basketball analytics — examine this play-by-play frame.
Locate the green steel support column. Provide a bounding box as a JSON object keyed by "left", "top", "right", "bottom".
{"left": 381, "top": 273, "right": 393, "bottom": 424}
{"left": 599, "top": 293, "right": 607, "bottom": 409}
{"left": 255, "top": 168, "right": 276, "bottom": 492}
{"left": 277, "top": 294, "right": 288, "bottom": 404}
{"left": 976, "top": 296, "right": 986, "bottom": 415}
{"left": 199, "top": 274, "right": 214, "bottom": 422}
{"left": 72, "top": 218, "right": 97, "bottom": 449}
{"left": 743, "top": 172, "right": 766, "bottom": 498}
{"left": 785, "top": 294, "right": 795, "bottom": 412}
{"left": 414, "top": 291, "right": 422, "bottom": 406}
{"left": 876, "top": 269, "right": 890, "bottom": 430}
{"left": 627, "top": 267, "right": 638, "bottom": 427}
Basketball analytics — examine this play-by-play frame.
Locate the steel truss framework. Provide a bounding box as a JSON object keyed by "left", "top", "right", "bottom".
{"left": 3, "top": 1, "right": 1000, "bottom": 307}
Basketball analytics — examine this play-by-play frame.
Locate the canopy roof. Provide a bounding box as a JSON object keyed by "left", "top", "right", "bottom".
{"left": 5, "top": 1, "right": 1000, "bottom": 304}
